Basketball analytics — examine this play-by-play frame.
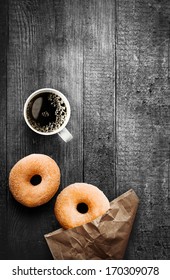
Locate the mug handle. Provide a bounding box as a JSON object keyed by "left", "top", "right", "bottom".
{"left": 58, "top": 127, "right": 73, "bottom": 142}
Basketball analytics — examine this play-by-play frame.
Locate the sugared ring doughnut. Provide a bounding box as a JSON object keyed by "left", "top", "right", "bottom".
{"left": 9, "top": 154, "right": 60, "bottom": 207}
{"left": 54, "top": 183, "right": 110, "bottom": 229}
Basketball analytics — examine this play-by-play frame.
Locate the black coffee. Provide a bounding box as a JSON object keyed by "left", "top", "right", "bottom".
{"left": 26, "top": 92, "right": 67, "bottom": 133}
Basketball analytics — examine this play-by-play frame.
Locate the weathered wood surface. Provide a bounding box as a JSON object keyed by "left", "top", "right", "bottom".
{"left": 117, "top": 0, "right": 170, "bottom": 259}
{"left": 83, "top": 0, "right": 117, "bottom": 199}
{"left": 0, "top": 0, "right": 8, "bottom": 259}
{"left": 6, "top": 0, "right": 83, "bottom": 259}
{"left": 0, "top": 0, "right": 169, "bottom": 259}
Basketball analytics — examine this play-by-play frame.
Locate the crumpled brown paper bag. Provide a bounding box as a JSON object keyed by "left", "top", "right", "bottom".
{"left": 45, "top": 189, "right": 139, "bottom": 260}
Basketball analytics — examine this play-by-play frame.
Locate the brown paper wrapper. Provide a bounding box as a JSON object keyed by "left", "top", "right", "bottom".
{"left": 45, "top": 189, "right": 139, "bottom": 260}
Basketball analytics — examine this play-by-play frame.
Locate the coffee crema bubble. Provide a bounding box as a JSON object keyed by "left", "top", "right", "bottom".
{"left": 26, "top": 92, "right": 67, "bottom": 133}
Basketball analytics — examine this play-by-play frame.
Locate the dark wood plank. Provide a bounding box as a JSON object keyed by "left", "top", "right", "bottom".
{"left": 83, "top": 0, "right": 117, "bottom": 199}
{"left": 0, "top": 0, "right": 8, "bottom": 259}
{"left": 7, "top": 0, "right": 83, "bottom": 259}
{"left": 3, "top": 0, "right": 170, "bottom": 260}
{"left": 116, "top": 0, "right": 170, "bottom": 259}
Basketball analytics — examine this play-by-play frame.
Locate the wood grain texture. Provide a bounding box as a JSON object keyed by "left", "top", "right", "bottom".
{"left": 83, "top": 0, "right": 117, "bottom": 199}
{"left": 116, "top": 0, "right": 170, "bottom": 259}
{"left": 7, "top": 0, "right": 83, "bottom": 259}
{"left": 0, "top": 0, "right": 170, "bottom": 260}
{"left": 0, "top": 0, "right": 8, "bottom": 259}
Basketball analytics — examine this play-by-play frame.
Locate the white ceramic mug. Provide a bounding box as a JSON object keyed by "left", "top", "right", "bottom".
{"left": 24, "top": 88, "right": 73, "bottom": 142}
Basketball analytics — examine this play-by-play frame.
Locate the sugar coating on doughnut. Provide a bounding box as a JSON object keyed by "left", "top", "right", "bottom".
{"left": 9, "top": 154, "right": 60, "bottom": 207}
{"left": 54, "top": 183, "right": 110, "bottom": 229}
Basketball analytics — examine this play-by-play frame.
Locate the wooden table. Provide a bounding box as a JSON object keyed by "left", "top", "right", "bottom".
{"left": 0, "top": 0, "right": 170, "bottom": 260}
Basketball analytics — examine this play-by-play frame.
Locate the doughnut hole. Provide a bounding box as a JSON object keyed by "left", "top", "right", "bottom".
{"left": 77, "top": 202, "right": 88, "bottom": 214}
{"left": 30, "top": 174, "right": 42, "bottom": 186}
